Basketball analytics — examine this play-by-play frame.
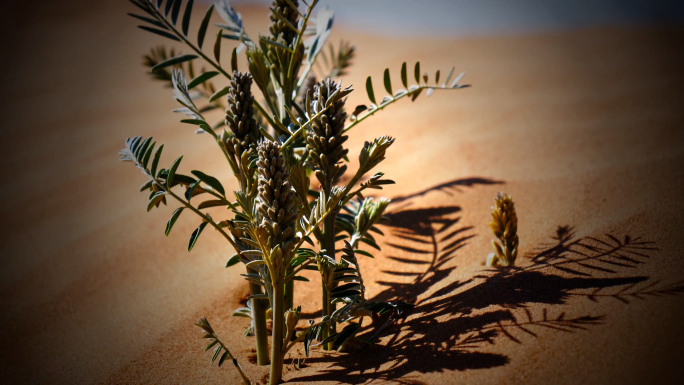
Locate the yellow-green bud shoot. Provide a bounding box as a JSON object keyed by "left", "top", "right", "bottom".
{"left": 487, "top": 192, "right": 519, "bottom": 267}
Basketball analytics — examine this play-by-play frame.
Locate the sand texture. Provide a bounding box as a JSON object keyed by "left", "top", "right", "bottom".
{"left": 1, "top": 1, "right": 683, "bottom": 384}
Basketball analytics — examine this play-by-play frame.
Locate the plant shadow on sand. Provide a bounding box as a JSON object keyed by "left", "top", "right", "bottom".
{"left": 291, "top": 178, "right": 684, "bottom": 384}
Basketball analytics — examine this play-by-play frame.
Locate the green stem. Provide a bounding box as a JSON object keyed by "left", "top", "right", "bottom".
{"left": 285, "top": 0, "right": 317, "bottom": 94}
{"left": 320, "top": 208, "right": 336, "bottom": 350}
{"left": 254, "top": 99, "right": 280, "bottom": 131}
{"left": 247, "top": 267, "right": 270, "bottom": 366}
{"left": 269, "top": 280, "right": 285, "bottom": 385}
{"left": 320, "top": 279, "right": 330, "bottom": 350}
{"left": 284, "top": 274, "right": 294, "bottom": 314}
{"left": 339, "top": 168, "right": 365, "bottom": 202}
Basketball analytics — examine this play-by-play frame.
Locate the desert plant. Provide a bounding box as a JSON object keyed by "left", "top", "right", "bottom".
{"left": 121, "top": 0, "right": 469, "bottom": 383}
{"left": 486, "top": 192, "right": 519, "bottom": 267}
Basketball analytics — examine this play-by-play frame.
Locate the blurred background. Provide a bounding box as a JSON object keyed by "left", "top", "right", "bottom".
{"left": 235, "top": 0, "right": 684, "bottom": 36}
{"left": 1, "top": 1, "right": 683, "bottom": 384}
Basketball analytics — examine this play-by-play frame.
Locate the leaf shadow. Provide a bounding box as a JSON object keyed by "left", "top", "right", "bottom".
{"left": 290, "top": 178, "right": 684, "bottom": 384}
{"left": 390, "top": 177, "right": 503, "bottom": 205}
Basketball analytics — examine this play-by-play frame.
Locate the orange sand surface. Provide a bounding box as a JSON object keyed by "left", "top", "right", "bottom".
{"left": 1, "top": 1, "right": 683, "bottom": 384}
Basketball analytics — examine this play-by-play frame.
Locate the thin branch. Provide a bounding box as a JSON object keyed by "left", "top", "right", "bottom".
{"left": 163, "top": 183, "right": 239, "bottom": 250}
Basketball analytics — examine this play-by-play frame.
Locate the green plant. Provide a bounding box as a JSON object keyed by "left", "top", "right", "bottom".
{"left": 121, "top": 0, "right": 468, "bottom": 383}
{"left": 486, "top": 192, "right": 519, "bottom": 267}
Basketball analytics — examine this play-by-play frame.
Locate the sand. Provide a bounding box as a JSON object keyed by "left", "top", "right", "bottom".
{"left": 1, "top": 1, "right": 683, "bottom": 384}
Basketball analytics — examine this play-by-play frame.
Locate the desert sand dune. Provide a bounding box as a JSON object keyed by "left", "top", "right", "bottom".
{"left": 0, "top": 1, "right": 683, "bottom": 384}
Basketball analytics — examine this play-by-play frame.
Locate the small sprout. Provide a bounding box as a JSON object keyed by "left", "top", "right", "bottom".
{"left": 316, "top": 252, "right": 338, "bottom": 291}
{"left": 487, "top": 192, "right": 519, "bottom": 267}
{"left": 284, "top": 306, "right": 302, "bottom": 342}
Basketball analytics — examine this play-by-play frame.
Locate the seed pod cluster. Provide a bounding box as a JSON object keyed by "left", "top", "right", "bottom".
{"left": 269, "top": 0, "right": 299, "bottom": 47}
{"left": 225, "top": 71, "right": 259, "bottom": 155}
{"left": 306, "top": 79, "right": 349, "bottom": 190}
{"left": 256, "top": 140, "right": 299, "bottom": 256}
{"left": 267, "top": 0, "right": 303, "bottom": 86}
{"left": 487, "top": 192, "right": 519, "bottom": 267}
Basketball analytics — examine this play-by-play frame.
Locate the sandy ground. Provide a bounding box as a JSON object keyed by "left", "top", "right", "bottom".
{"left": 1, "top": 1, "right": 684, "bottom": 384}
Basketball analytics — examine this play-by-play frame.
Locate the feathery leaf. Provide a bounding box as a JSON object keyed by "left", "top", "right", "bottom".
{"left": 365, "top": 76, "right": 376, "bottom": 105}
{"left": 383, "top": 68, "right": 392, "bottom": 95}
{"left": 197, "top": 4, "right": 214, "bottom": 48}
{"left": 400, "top": 61, "right": 407, "bottom": 88}
{"left": 138, "top": 25, "right": 181, "bottom": 41}
{"left": 166, "top": 207, "right": 184, "bottom": 236}
{"left": 182, "top": 0, "right": 194, "bottom": 36}
{"left": 189, "top": 221, "right": 209, "bottom": 251}
{"left": 151, "top": 54, "right": 198, "bottom": 72}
